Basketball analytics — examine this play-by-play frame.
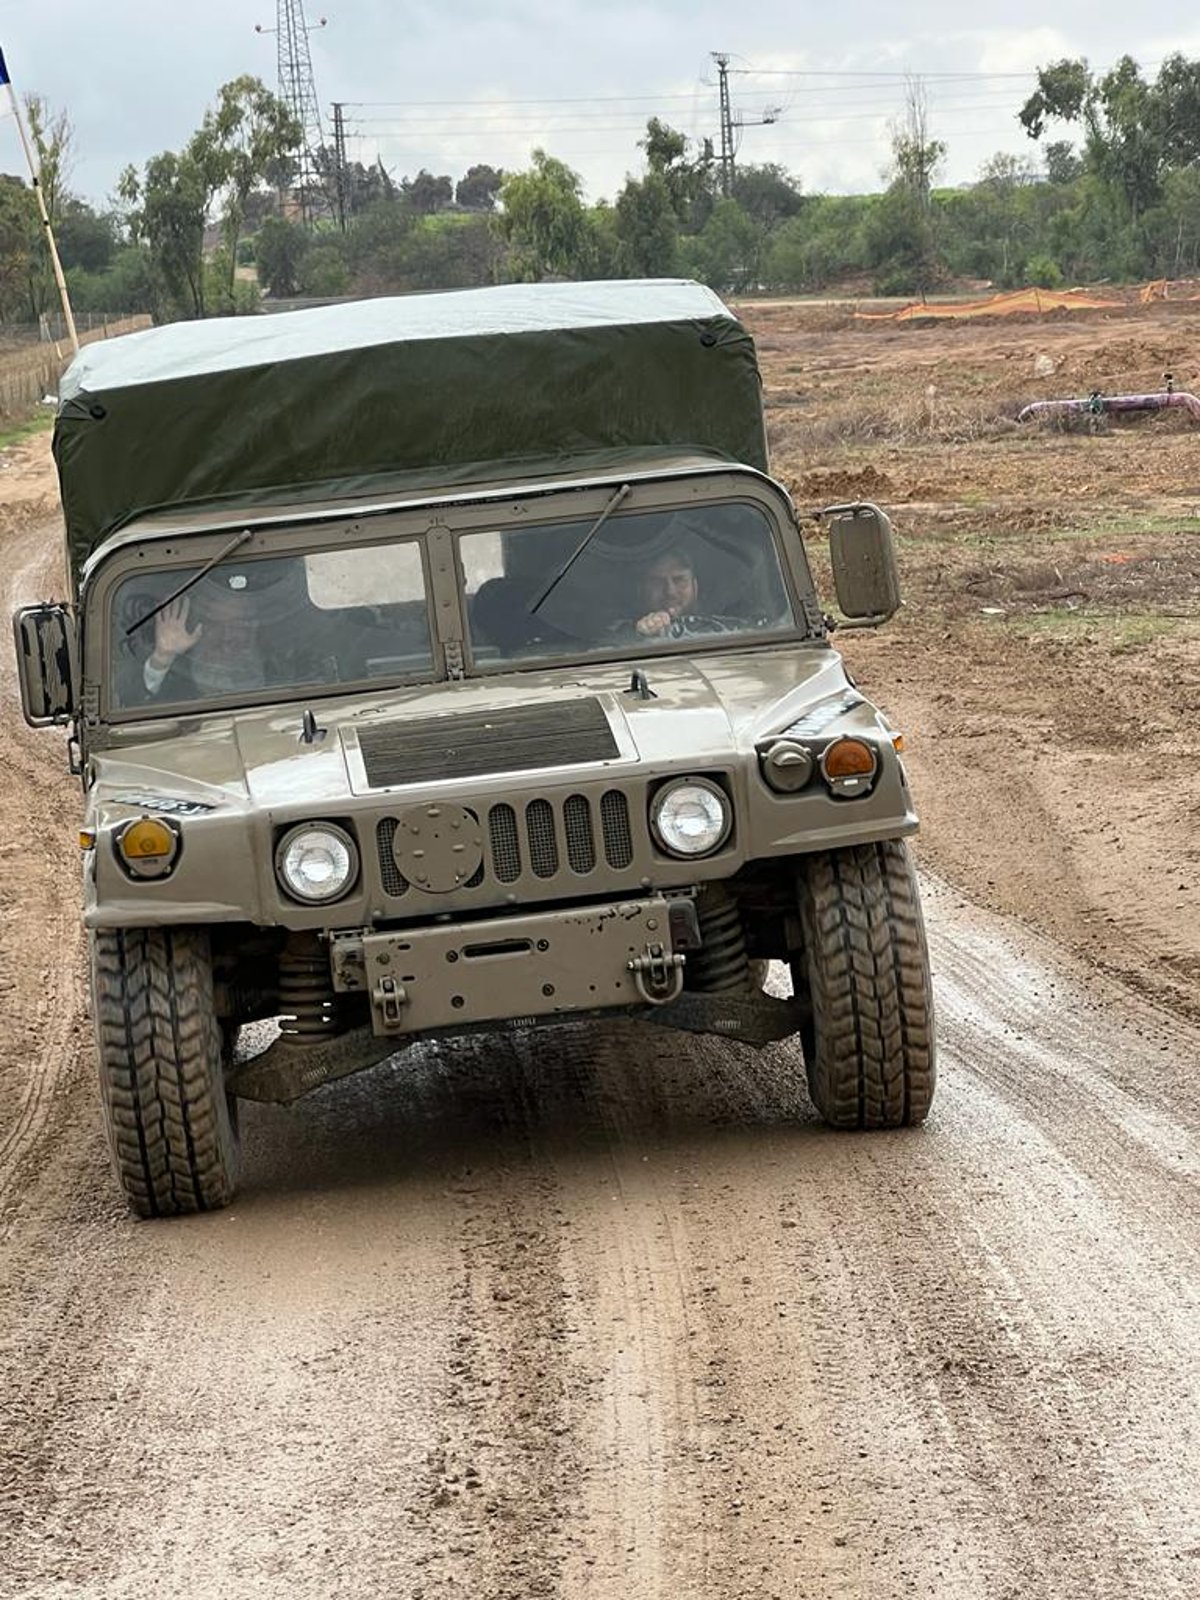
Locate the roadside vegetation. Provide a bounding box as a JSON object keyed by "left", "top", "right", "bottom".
{"left": 3, "top": 52, "right": 1200, "bottom": 327}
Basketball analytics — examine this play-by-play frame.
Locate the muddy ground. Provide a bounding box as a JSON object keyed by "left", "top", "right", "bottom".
{"left": 2, "top": 302, "right": 1200, "bottom": 1599}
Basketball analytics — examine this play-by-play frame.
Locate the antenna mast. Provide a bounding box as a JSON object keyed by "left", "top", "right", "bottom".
{"left": 256, "top": 2, "right": 328, "bottom": 224}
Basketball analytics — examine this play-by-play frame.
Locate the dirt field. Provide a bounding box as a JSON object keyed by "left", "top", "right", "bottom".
{"left": 743, "top": 298, "right": 1200, "bottom": 1023}
{"left": 3, "top": 302, "right": 1200, "bottom": 1599}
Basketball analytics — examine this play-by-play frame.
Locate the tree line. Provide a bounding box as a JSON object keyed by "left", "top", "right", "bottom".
{"left": 5, "top": 52, "right": 1200, "bottom": 328}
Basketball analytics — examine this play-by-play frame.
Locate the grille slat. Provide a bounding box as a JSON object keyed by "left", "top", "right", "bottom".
{"left": 489, "top": 804, "right": 522, "bottom": 883}
{"left": 376, "top": 818, "right": 410, "bottom": 897}
{"left": 601, "top": 789, "right": 634, "bottom": 868}
{"left": 526, "top": 799, "right": 559, "bottom": 878}
{"left": 564, "top": 794, "right": 596, "bottom": 874}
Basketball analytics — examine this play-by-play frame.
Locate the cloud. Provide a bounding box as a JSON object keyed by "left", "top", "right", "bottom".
{"left": 976, "top": 27, "right": 1076, "bottom": 75}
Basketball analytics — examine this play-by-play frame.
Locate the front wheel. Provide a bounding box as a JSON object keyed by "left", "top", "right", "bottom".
{"left": 90, "top": 927, "right": 240, "bottom": 1217}
{"left": 791, "top": 841, "right": 935, "bottom": 1129}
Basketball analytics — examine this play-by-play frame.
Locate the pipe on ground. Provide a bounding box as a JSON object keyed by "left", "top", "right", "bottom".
{"left": 1018, "top": 390, "right": 1200, "bottom": 424}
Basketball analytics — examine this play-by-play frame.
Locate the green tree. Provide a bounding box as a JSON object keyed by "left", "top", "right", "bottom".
{"left": 766, "top": 196, "right": 870, "bottom": 290}
{"left": 1018, "top": 55, "right": 1192, "bottom": 222}
{"left": 731, "top": 163, "right": 802, "bottom": 230}
{"left": 497, "top": 150, "right": 589, "bottom": 280}
{"left": 56, "top": 205, "right": 118, "bottom": 274}
{"left": 638, "top": 117, "right": 712, "bottom": 224}
{"left": 678, "top": 198, "right": 761, "bottom": 291}
{"left": 120, "top": 76, "right": 299, "bottom": 317}
{"left": 614, "top": 171, "right": 678, "bottom": 275}
{"left": 0, "top": 175, "right": 36, "bottom": 320}
{"left": 119, "top": 148, "right": 212, "bottom": 317}
{"left": 401, "top": 169, "right": 453, "bottom": 214}
{"left": 455, "top": 164, "right": 503, "bottom": 211}
{"left": 256, "top": 214, "right": 309, "bottom": 297}
{"left": 298, "top": 242, "right": 351, "bottom": 297}
{"left": 193, "top": 75, "right": 301, "bottom": 300}
{"left": 889, "top": 80, "right": 945, "bottom": 209}
{"left": 1044, "top": 141, "right": 1082, "bottom": 184}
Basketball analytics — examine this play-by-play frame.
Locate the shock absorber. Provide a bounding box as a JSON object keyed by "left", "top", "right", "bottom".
{"left": 278, "top": 932, "right": 339, "bottom": 1042}
{"left": 688, "top": 888, "right": 752, "bottom": 992}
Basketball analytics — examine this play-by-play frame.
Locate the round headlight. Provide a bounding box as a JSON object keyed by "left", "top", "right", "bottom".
{"left": 276, "top": 823, "right": 359, "bottom": 904}
{"left": 651, "top": 779, "right": 731, "bottom": 858}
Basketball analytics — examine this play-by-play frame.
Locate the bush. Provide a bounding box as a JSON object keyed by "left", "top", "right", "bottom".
{"left": 1026, "top": 252, "right": 1063, "bottom": 288}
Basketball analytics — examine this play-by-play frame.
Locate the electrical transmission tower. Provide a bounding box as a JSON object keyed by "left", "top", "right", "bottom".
{"left": 713, "top": 53, "right": 734, "bottom": 196}
{"left": 711, "top": 51, "right": 783, "bottom": 196}
{"left": 256, "top": 2, "right": 329, "bottom": 225}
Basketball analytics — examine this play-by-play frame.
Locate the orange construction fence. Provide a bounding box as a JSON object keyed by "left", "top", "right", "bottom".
{"left": 855, "top": 286, "right": 1124, "bottom": 321}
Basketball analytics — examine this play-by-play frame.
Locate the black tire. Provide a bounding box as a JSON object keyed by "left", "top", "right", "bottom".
{"left": 791, "top": 840, "right": 935, "bottom": 1129}
{"left": 90, "top": 927, "right": 240, "bottom": 1217}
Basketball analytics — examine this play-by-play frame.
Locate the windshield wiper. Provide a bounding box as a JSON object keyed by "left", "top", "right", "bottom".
{"left": 125, "top": 527, "right": 255, "bottom": 638}
{"left": 528, "top": 483, "right": 631, "bottom": 615}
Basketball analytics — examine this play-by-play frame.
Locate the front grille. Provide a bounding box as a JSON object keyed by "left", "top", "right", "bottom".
{"left": 358, "top": 699, "right": 619, "bottom": 788}
{"left": 377, "top": 788, "right": 637, "bottom": 898}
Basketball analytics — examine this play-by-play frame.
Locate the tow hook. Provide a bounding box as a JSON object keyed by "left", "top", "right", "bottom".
{"left": 373, "top": 974, "right": 408, "bottom": 1026}
{"left": 628, "top": 942, "right": 686, "bottom": 1005}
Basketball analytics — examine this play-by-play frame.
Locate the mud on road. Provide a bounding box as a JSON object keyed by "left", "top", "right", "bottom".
{"left": 3, "top": 303, "right": 1200, "bottom": 1600}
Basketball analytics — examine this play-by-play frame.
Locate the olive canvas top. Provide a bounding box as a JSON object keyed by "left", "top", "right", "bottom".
{"left": 54, "top": 279, "right": 768, "bottom": 592}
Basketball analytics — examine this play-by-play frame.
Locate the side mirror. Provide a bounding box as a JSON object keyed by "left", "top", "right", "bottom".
{"left": 824, "top": 501, "right": 902, "bottom": 627}
{"left": 12, "top": 603, "right": 77, "bottom": 726}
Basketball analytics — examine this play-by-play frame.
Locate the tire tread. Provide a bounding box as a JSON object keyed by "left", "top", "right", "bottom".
{"left": 795, "top": 840, "right": 935, "bottom": 1129}
{"left": 90, "top": 927, "right": 238, "bottom": 1217}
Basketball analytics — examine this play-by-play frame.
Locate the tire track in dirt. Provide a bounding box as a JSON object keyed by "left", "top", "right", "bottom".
{"left": 0, "top": 507, "right": 89, "bottom": 1222}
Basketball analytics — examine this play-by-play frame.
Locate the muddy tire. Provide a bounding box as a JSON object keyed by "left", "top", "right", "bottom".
{"left": 90, "top": 928, "right": 240, "bottom": 1218}
{"left": 792, "top": 841, "right": 935, "bottom": 1129}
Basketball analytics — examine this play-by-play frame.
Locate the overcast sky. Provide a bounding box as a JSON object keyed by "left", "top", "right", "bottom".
{"left": 2, "top": 2, "right": 1196, "bottom": 208}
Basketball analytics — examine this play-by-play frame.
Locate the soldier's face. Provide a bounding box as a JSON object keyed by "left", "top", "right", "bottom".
{"left": 645, "top": 558, "right": 698, "bottom": 617}
{"left": 195, "top": 598, "right": 259, "bottom": 657}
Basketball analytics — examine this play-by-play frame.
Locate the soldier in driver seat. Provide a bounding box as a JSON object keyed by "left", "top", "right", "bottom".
{"left": 634, "top": 548, "right": 700, "bottom": 637}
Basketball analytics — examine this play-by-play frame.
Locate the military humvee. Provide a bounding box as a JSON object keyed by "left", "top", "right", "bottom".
{"left": 14, "top": 280, "right": 934, "bottom": 1218}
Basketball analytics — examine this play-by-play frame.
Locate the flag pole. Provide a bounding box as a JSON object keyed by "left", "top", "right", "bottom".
{"left": 0, "top": 46, "right": 79, "bottom": 356}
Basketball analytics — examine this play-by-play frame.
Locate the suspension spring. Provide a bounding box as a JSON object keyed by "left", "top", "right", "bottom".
{"left": 278, "top": 934, "right": 339, "bottom": 1042}
{"left": 688, "top": 890, "right": 752, "bottom": 993}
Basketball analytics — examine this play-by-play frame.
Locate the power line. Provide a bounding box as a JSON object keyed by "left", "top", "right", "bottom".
{"left": 341, "top": 94, "right": 706, "bottom": 108}
{"left": 728, "top": 67, "right": 1037, "bottom": 79}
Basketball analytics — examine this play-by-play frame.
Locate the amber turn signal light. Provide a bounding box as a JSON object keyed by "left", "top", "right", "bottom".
{"left": 118, "top": 818, "right": 177, "bottom": 860}
{"left": 821, "top": 738, "right": 876, "bottom": 778}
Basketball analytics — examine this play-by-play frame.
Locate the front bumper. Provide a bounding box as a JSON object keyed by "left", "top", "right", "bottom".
{"left": 331, "top": 896, "right": 683, "bottom": 1037}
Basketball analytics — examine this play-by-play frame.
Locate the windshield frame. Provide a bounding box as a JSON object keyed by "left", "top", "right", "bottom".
{"left": 451, "top": 476, "right": 815, "bottom": 677}
{"left": 87, "top": 514, "right": 440, "bottom": 723}
{"left": 82, "top": 468, "right": 822, "bottom": 723}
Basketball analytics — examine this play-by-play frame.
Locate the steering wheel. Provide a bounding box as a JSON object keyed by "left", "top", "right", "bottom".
{"left": 667, "top": 614, "right": 743, "bottom": 638}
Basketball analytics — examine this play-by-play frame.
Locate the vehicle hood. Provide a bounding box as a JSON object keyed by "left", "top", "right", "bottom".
{"left": 88, "top": 645, "right": 859, "bottom": 816}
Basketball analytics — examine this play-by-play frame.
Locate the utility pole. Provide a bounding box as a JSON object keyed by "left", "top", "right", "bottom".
{"left": 712, "top": 52, "right": 734, "bottom": 196}
{"left": 711, "top": 52, "right": 784, "bottom": 198}
{"left": 256, "top": 2, "right": 329, "bottom": 225}
{"left": 332, "top": 102, "right": 348, "bottom": 232}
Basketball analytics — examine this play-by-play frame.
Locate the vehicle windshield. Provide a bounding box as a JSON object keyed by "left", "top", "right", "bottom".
{"left": 108, "top": 540, "right": 432, "bottom": 710}
{"left": 460, "top": 501, "right": 796, "bottom": 667}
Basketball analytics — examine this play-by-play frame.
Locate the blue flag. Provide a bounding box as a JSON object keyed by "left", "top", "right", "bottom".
{"left": 0, "top": 49, "right": 9, "bottom": 88}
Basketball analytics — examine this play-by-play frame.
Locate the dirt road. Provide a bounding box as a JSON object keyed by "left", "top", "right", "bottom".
{"left": 3, "top": 360, "right": 1200, "bottom": 1600}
